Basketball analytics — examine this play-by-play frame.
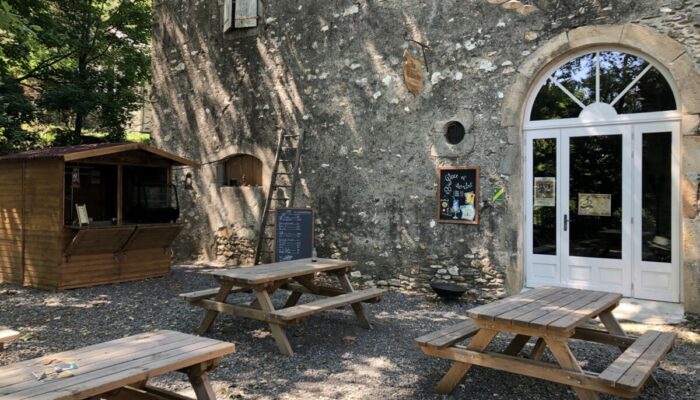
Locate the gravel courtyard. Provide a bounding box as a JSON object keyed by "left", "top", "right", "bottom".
{"left": 1, "top": 264, "right": 698, "bottom": 400}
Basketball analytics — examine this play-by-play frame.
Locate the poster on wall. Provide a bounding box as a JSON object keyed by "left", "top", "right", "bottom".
{"left": 436, "top": 166, "right": 479, "bottom": 225}
{"left": 578, "top": 193, "right": 612, "bottom": 216}
{"left": 533, "top": 177, "right": 555, "bottom": 207}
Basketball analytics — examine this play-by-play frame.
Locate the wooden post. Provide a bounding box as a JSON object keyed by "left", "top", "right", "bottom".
{"left": 117, "top": 165, "right": 123, "bottom": 224}
{"left": 545, "top": 338, "right": 600, "bottom": 400}
{"left": 335, "top": 272, "right": 372, "bottom": 329}
{"left": 196, "top": 281, "right": 234, "bottom": 335}
{"left": 504, "top": 334, "right": 531, "bottom": 356}
{"left": 254, "top": 288, "right": 293, "bottom": 356}
{"left": 434, "top": 328, "right": 498, "bottom": 394}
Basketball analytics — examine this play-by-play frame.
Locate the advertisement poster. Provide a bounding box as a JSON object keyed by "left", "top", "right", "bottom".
{"left": 578, "top": 193, "right": 612, "bottom": 216}
{"left": 533, "top": 177, "right": 555, "bottom": 207}
{"left": 436, "top": 166, "right": 480, "bottom": 225}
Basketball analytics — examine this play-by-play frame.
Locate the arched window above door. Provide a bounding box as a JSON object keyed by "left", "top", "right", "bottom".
{"left": 530, "top": 51, "right": 677, "bottom": 121}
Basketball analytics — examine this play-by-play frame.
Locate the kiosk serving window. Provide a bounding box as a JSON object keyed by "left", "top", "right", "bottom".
{"left": 64, "top": 164, "right": 118, "bottom": 224}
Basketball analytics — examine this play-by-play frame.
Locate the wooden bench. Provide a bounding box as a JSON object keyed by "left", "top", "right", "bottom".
{"left": 0, "top": 329, "right": 20, "bottom": 351}
{"left": 179, "top": 287, "right": 246, "bottom": 302}
{"left": 270, "top": 288, "right": 384, "bottom": 321}
{"left": 0, "top": 330, "right": 234, "bottom": 400}
{"left": 599, "top": 330, "right": 677, "bottom": 394}
{"left": 415, "top": 319, "right": 479, "bottom": 349}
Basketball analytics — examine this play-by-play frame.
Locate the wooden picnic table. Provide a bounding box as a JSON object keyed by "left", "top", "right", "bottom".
{"left": 0, "top": 330, "right": 234, "bottom": 400}
{"left": 416, "top": 286, "right": 676, "bottom": 399}
{"left": 181, "top": 258, "right": 385, "bottom": 356}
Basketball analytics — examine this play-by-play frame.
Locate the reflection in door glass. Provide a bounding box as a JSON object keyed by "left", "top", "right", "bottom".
{"left": 642, "top": 132, "right": 672, "bottom": 262}
{"left": 569, "top": 135, "right": 622, "bottom": 259}
{"left": 533, "top": 138, "right": 557, "bottom": 255}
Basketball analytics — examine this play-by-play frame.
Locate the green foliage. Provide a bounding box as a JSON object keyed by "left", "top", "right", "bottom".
{"left": 0, "top": 0, "right": 152, "bottom": 154}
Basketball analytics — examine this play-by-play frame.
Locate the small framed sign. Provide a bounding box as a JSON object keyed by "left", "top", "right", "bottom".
{"left": 437, "top": 166, "right": 480, "bottom": 225}
{"left": 75, "top": 204, "right": 89, "bottom": 226}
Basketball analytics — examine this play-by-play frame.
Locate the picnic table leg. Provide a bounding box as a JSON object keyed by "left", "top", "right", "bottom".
{"left": 283, "top": 291, "right": 303, "bottom": 308}
{"left": 435, "top": 328, "right": 498, "bottom": 394}
{"left": 545, "top": 338, "right": 600, "bottom": 400}
{"left": 197, "top": 281, "right": 235, "bottom": 335}
{"left": 187, "top": 364, "right": 217, "bottom": 400}
{"left": 335, "top": 272, "right": 372, "bottom": 329}
{"left": 503, "top": 334, "right": 531, "bottom": 356}
{"left": 529, "top": 337, "right": 546, "bottom": 360}
{"left": 254, "top": 288, "right": 294, "bottom": 356}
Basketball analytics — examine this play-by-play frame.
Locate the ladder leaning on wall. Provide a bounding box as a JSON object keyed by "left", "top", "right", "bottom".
{"left": 253, "top": 129, "right": 305, "bottom": 265}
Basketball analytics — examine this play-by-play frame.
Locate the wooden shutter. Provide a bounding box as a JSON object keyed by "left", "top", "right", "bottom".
{"left": 234, "top": 0, "right": 258, "bottom": 28}
{"left": 223, "top": 0, "right": 233, "bottom": 32}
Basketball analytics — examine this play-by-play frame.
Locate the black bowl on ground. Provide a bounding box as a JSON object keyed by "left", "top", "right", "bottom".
{"left": 430, "top": 281, "right": 467, "bottom": 299}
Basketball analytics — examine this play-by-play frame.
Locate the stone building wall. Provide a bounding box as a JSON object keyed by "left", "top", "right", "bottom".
{"left": 151, "top": 1, "right": 700, "bottom": 308}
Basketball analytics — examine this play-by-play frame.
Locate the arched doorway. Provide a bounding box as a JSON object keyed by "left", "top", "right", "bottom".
{"left": 523, "top": 49, "right": 681, "bottom": 302}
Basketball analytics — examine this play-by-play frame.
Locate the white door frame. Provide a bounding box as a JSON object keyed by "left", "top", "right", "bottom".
{"left": 630, "top": 121, "right": 681, "bottom": 302}
{"left": 560, "top": 124, "right": 633, "bottom": 296}
{"left": 523, "top": 118, "right": 681, "bottom": 302}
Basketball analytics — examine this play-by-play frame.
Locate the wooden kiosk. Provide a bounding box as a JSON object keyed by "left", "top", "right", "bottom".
{"left": 0, "top": 143, "right": 199, "bottom": 290}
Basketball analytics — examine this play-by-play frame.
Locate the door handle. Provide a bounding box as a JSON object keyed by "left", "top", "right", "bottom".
{"left": 563, "top": 214, "right": 569, "bottom": 231}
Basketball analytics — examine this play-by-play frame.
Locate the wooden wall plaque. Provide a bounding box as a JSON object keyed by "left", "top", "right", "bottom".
{"left": 403, "top": 50, "right": 424, "bottom": 96}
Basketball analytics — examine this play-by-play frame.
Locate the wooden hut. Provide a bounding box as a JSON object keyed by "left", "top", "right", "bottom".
{"left": 0, "top": 143, "right": 199, "bottom": 290}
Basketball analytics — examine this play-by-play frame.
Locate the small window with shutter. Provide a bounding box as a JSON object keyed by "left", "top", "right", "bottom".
{"left": 223, "top": 0, "right": 258, "bottom": 32}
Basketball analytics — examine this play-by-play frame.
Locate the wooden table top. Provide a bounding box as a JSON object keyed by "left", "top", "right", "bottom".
{"left": 467, "top": 286, "right": 622, "bottom": 333}
{"left": 209, "top": 258, "right": 357, "bottom": 285}
{"left": 0, "top": 330, "right": 234, "bottom": 400}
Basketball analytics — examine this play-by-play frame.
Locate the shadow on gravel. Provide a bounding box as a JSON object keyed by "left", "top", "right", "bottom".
{"left": 1, "top": 264, "right": 698, "bottom": 400}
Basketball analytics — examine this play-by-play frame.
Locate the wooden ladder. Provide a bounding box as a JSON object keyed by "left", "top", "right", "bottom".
{"left": 253, "top": 130, "right": 305, "bottom": 265}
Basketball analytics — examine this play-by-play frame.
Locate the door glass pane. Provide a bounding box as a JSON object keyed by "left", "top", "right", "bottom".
{"left": 569, "top": 134, "right": 623, "bottom": 259}
{"left": 533, "top": 138, "right": 557, "bottom": 255}
{"left": 642, "top": 132, "right": 672, "bottom": 262}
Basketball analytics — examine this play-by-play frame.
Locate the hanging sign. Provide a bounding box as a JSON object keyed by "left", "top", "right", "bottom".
{"left": 275, "top": 208, "right": 315, "bottom": 262}
{"left": 436, "top": 166, "right": 480, "bottom": 225}
{"left": 403, "top": 50, "right": 424, "bottom": 96}
{"left": 533, "top": 177, "right": 555, "bottom": 207}
{"left": 71, "top": 167, "right": 81, "bottom": 189}
{"left": 578, "top": 193, "right": 612, "bottom": 216}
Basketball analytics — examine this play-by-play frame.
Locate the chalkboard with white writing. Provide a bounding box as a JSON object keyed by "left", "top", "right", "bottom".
{"left": 436, "top": 166, "right": 480, "bottom": 225}
{"left": 275, "top": 208, "right": 315, "bottom": 262}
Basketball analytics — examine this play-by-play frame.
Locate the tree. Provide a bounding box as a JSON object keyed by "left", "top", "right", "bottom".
{"left": 9, "top": 0, "right": 151, "bottom": 142}
{"left": 0, "top": 1, "right": 39, "bottom": 154}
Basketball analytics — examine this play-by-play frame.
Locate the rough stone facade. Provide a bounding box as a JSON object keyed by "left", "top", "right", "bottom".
{"left": 151, "top": 1, "right": 700, "bottom": 309}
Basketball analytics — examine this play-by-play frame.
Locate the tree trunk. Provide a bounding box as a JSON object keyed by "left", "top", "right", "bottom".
{"left": 74, "top": 111, "right": 84, "bottom": 137}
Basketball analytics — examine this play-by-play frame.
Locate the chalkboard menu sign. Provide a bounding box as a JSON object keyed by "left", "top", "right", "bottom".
{"left": 436, "top": 166, "right": 480, "bottom": 225}
{"left": 275, "top": 208, "right": 315, "bottom": 262}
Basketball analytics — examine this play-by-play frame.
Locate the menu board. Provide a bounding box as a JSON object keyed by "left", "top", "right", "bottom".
{"left": 436, "top": 166, "right": 480, "bottom": 225}
{"left": 275, "top": 208, "right": 315, "bottom": 262}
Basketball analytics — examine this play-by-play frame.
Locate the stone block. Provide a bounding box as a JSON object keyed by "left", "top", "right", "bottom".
{"left": 681, "top": 114, "right": 700, "bottom": 136}
{"left": 500, "top": 73, "right": 530, "bottom": 128}
{"left": 568, "top": 25, "right": 623, "bottom": 48}
{"left": 682, "top": 176, "right": 698, "bottom": 219}
{"left": 683, "top": 261, "right": 700, "bottom": 313}
{"left": 517, "top": 31, "right": 570, "bottom": 79}
{"left": 683, "top": 218, "right": 700, "bottom": 262}
{"left": 620, "top": 24, "right": 686, "bottom": 66}
{"left": 683, "top": 136, "right": 700, "bottom": 172}
{"left": 669, "top": 54, "right": 700, "bottom": 114}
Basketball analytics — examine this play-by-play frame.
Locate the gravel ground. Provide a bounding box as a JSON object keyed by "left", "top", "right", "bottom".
{"left": 1, "top": 264, "right": 698, "bottom": 399}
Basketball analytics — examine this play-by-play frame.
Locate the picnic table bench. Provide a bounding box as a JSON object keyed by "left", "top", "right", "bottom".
{"left": 416, "top": 286, "right": 676, "bottom": 399}
{"left": 0, "top": 329, "right": 20, "bottom": 351}
{"left": 0, "top": 330, "right": 234, "bottom": 400}
{"left": 181, "top": 258, "right": 385, "bottom": 356}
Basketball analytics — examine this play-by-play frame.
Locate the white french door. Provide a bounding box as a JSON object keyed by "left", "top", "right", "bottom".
{"left": 525, "top": 121, "right": 679, "bottom": 302}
